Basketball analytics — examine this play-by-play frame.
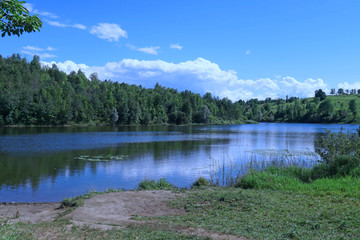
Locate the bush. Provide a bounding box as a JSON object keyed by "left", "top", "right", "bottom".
{"left": 351, "top": 167, "right": 360, "bottom": 177}
{"left": 138, "top": 178, "right": 173, "bottom": 190}
{"left": 309, "top": 163, "right": 329, "bottom": 180}
{"left": 328, "top": 155, "right": 359, "bottom": 177}
{"left": 192, "top": 177, "right": 210, "bottom": 188}
{"left": 309, "top": 155, "right": 360, "bottom": 180}
{"left": 316, "top": 129, "right": 360, "bottom": 165}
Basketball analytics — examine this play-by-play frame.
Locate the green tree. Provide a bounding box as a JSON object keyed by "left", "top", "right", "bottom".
{"left": 111, "top": 107, "right": 118, "bottom": 125}
{"left": 349, "top": 99, "right": 357, "bottom": 120}
{"left": 0, "top": 0, "right": 42, "bottom": 37}
{"left": 318, "top": 99, "right": 334, "bottom": 121}
{"left": 314, "top": 89, "right": 326, "bottom": 101}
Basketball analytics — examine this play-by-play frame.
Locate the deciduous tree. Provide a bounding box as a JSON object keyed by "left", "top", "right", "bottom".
{"left": 0, "top": 0, "right": 42, "bottom": 37}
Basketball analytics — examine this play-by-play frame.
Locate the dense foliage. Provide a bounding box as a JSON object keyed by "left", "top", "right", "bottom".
{"left": 0, "top": 0, "right": 42, "bottom": 37}
{"left": 1, "top": 54, "right": 360, "bottom": 126}
{"left": 0, "top": 55, "right": 252, "bottom": 126}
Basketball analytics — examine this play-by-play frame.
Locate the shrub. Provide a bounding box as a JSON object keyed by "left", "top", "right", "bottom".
{"left": 309, "top": 155, "right": 360, "bottom": 180}
{"left": 309, "top": 163, "right": 329, "bottom": 180}
{"left": 328, "top": 154, "right": 359, "bottom": 177}
{"left": 138, "top": 178, "right": 173, "bottom": 190}
{"left": 192, "top": 177, "right": 210, "bottom": 188}
{"left": 316, "top": 129, "right": 360, "bottom": 165}
{"left": 351, "top": 167, "right": 360, "bottom": 177}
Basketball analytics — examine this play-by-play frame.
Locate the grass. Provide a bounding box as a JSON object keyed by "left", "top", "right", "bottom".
{"left": 0, "top": 219, "right": 205, "bottom": 240}
{"left": 137, "top": 178, "right": 174, "bottom": 190}
{"left": 2, "top": 172, "right": 360, "bottom": 239}
{"left": 160, "top": 186, "right": 360, "bottom": 240}
{"left": 236, "top": 166, "right": 360, "bottom": 198}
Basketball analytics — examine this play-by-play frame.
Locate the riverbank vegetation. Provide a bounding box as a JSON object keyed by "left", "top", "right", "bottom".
{"left": 1, "top": 129, "right": 359, "bottom": 239}
{"left": 1, "top": 54, "right": 360, "bottom": 126}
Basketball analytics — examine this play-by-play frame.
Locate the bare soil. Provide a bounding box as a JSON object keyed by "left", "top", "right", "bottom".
{"left": 0, "top": 202, "right": 63, "bottom": 223}
{"left": 70, "top": 190, "right": 185, "bottom": 227}
{"left": 0, "top": 190, "right": 250, "bottom": 240}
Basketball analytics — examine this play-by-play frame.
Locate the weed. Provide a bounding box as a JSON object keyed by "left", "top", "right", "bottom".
{"left": 138, "top": 178, "right": 174, "bottom": 190}
{"left": 191, "top": 177, "right": 210, "bottom": 188}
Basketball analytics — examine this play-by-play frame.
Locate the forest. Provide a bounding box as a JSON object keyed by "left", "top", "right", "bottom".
{"left": 0, "top": 54, "right": 359, "bottom": 126}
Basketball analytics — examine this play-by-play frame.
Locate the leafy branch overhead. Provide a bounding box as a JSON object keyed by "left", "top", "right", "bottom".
{"left": 0, "top": 0, "right": 42, "bottom": 37}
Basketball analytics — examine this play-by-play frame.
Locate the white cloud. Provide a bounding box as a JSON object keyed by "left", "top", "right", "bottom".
{"left": 41, "top": 58, "right": 333, "bottom": 101}
{"left": 24, "top": 3, "right": 58, "bottom": 19}
{"left": 23, "top": 45, "right": 56, "bottom": 52}
{"left": 46, "top": 46, "right": 57, "bottom": 51}
{"left": 45, "top": 20, "right": 67, "bottom": 28}
{"left": 45, "top": 20, "right": 87, "bottom": 30}
{"left": 338, "top": 82, "right": 360, "bottom": 90}
{"left": 22, "top": 45, "right": 57, "bottom": 59}
{"left": 127, "top": 44, "right": 160, "bottom": 55}
{"left": 90, "top": 23, "right": 127, "bottom": 42}
{"left": 170, "top": 44, "right": 183, "bottom": 50}
{"left": 245, "top": 50, "right": 251, "bottom": 55}
{"left": 137, "top": 46, "right": 160, "bottom": 55}
{"left": 73, "top": 24, "right": 87, "bottom": 30}
{"left": 22, "top": 51, "right": 56, "bottom": 59}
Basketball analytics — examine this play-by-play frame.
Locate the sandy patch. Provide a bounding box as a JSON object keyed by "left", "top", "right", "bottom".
{"left": 70, "top": 190, "right": 184, "bottom": 226}
{"left": 0, "top": 202, "right": 63, "bottom": 223}
{"left": 1, "top": 190, "right": 251, "bottom": 239}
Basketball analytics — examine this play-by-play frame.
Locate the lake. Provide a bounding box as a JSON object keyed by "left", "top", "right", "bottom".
{"left": 0, "top": 123, "right": 358, "bottom": 202}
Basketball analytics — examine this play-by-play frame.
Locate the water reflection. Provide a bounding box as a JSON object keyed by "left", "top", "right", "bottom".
{"left": 0, "top": 123, "right": 358, "bottom": 202}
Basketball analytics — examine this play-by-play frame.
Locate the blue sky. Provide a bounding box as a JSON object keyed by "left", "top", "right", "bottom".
{"left": 1, "top": 0, "right": 360, "bottom": 101}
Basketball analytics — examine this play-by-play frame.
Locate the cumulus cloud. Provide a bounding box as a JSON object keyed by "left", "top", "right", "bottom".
{"left": 170, "top": 44, "right": 183, "bottom": 50}
{"left": 22, "top": 45, "right": 57, "bottom": 59}
{"left": 90, "top": 23, "right": 127, "bottom": 42}
{"left": 41, "top": 58, "right": 333, "bottom": 101}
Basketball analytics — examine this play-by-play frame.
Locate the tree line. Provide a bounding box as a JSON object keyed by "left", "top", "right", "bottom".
{"left": 0, "top": 54, "right": 248, "bottom": 126}
{"left": 0, "top": 54, "right": 359, "bottom": 126}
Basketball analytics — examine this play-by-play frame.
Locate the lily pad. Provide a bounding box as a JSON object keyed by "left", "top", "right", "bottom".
{"left": 75, "top": 154, "right": 129, "bottom": 162}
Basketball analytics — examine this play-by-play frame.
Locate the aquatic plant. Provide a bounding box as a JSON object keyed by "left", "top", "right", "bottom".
{"left": 74, "top": 154, "right": 129, "bottom": 162}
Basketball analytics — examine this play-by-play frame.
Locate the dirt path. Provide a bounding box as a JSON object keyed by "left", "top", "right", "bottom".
{"left": 0, "top": 190, "right": 250, "bottom": 240}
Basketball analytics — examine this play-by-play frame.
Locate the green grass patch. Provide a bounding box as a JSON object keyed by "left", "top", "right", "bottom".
{"left": 138, "top": 178, "right": 174, "bottom": 190}
{"left": 1, "top": 219, "right": 204, "bottom": 240}
{"left": 236, "top": 166, "right": 360, "bottom": 198}
{"left": 159, "top": 187, "right": 360, "bottom": 240}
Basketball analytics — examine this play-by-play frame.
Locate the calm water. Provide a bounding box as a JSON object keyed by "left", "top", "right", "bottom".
{"left": 0, "top": 123, "right": 358, "bottom": 202}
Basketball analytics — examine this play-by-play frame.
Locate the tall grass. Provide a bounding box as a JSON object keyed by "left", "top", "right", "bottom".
{"left": 208, "top": 149, "right": 319, "bottom": 187}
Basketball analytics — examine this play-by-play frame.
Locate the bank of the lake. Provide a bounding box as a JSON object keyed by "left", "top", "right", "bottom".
{"left": 1, "top": 171, "right": 359, "bottom": 240}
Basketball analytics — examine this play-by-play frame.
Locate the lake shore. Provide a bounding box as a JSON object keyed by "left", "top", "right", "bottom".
{"left": 1, "top": 179, "right": 359, "bottom": 240}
